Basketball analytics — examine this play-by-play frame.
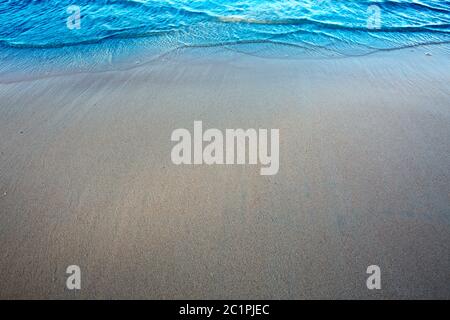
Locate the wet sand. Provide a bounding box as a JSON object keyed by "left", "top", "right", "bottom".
{"left": 0, "top": 46, "right": 449, "bottom": 299}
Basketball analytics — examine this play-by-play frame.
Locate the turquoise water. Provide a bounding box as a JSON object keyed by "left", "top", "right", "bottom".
{"left": 0, "top": 1, "right": 449, "bottom": 76}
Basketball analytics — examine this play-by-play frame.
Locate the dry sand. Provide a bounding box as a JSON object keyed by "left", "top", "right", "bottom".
{"left": 0, "top": 46, "right": 449, "bottom": 299}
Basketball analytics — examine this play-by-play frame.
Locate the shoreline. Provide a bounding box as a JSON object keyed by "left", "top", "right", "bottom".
{"left": 1, "top": 40, "right": 449, "bottom": 84}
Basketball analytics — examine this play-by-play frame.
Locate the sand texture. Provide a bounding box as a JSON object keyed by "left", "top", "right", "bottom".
{"left": 0, "top": 47, "right": 449, "bottom": 299}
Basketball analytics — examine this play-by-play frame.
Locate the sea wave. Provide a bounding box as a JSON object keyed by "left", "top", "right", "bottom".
{"left": 0, "top": 0, "right": 449, "bottom": 48}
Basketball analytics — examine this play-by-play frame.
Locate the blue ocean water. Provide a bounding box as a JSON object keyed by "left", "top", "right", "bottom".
{"left": 0, "top": 0, "right": 449, "bottom": 76}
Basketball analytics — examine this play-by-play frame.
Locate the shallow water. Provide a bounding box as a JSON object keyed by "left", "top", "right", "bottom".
{"left": 0, "top": 0, "right": 449, "bottom": 77}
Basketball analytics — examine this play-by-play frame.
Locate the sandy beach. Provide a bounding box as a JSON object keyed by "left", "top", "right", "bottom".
{"left": 0, "top": 45, "right": 449, "bottom": 299}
